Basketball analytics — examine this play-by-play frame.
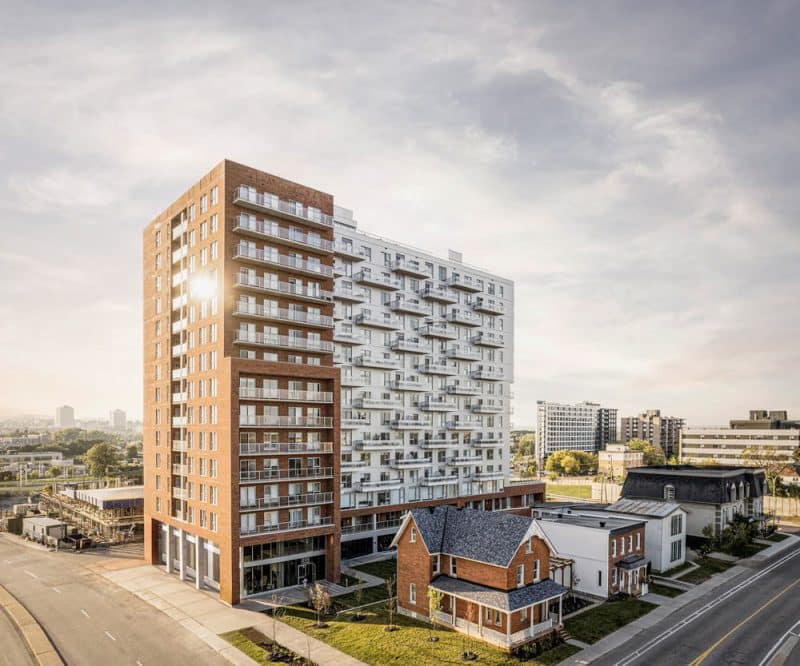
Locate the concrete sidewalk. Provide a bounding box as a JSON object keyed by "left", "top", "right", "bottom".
{"left": 0, "top": 585, "right": 64, "bottom": 666}
{"left": 557, "top": 534, "right": 800, "bottom": 665}
{"left": 99, "top": 563, "right": 366, "bottom": 666}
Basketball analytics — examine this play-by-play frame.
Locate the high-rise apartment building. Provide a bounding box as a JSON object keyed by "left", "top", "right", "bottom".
{"left": 620, "top": 409, "right": 684, "bottom": 458}
{"left": 143, "top": 160, "right": 541, "bottom": 605}
{"left": 535, "top": 401, "right": 617, "bottom": 467}
{"left": 55, "top": 405, "right": 75, "bottom": 428}
{"left": 109, "top": 409, "right": 127, "bottom": 430}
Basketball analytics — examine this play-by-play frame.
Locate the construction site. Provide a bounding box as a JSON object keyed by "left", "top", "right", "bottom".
{"left": 42, "top": 486, "right": 144, "bottom": 543}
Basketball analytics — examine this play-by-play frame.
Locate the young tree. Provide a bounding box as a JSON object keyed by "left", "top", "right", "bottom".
{"left": 427, "top": 587, "right": 443, "bottom": 642}
{"left": 352, "top": 583, "right": 365, "bottom": 621}
{"left": 270, "top": 593, "right": 285, "bottom": 646}
{"left": 743, "top": 445, "right": 792, "bottom": 528}
{"left": 126, "top": 444, "right": 140, "bottom": 461}
{"left": 463, "top": 601, "right": 477, "bottom": 659}
{"left": 626, "top": 439, "right": 666, "bottom": 466}
{"left": 385, "top": 574, "right": 397, "bottom": 631}
{"left": 308, "top": 582, "right": 331, "bottom": 627}
{"left": 85, "top": 443, "right": 119, "bottom": 478}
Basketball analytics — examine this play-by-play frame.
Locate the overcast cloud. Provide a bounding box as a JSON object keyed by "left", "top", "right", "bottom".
{"left": 0, "top": 1, "right": 798, "bottom": 425}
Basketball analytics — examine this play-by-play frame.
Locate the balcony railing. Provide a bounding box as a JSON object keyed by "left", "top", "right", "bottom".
{"left": 471, "top": 331, "right": 505, "bottom": 347}
{"left": 447, "top": 455, "right": 483, "bottom": 465}
{"left": 239, "top": 416, "right": 333, "bottom": 428}
{"left": 171, "top": 220, "right": 187, "bottom": 240}
{"left": 234, "top": 243, "right": 333, "bottom": 278}
{"left": 390, "top": 457, "right": 434, "bottom": 469}
{"left": 391, "top": 417, "right": 432, "bottom": 430}
{"left": 354, "top": 355, "right": 401, "bottom": 369}
{"left": 239, "top": 441, "right": 333, "bottom": 455}
{"left": 240, "top": 492, "right": 333, "bottom": 511}
{"left": 446, "top": 274, "right": 482, "bottom": 292}
{"left": 446, "top": 381, "right": 481, "bottom": 395}
{"left": 171, "top": 439, "right": 189, "bottom": 452}
{"left": 391, "top": 257, "right": 429, "bottom": 277}
{"left": 390, "top": 337, "right": 426, "bottom": 354}
{"left": 233, "top": 302, "right": 333, "bottom": 328}
{"left": 355, "top": 439, "right": 403, "bottom": 451}
{"left": 340, "top": 373, "right": 367, "bottom": 387}
{"left": 172, "top": 463, "right": 188, "bottom": 475}
{"left": 341, "top": 518, "right": 402, "bottom": 535}
{"left": 471, "top": 366, "right": 504, "bottom": 381}
{"left": 389, "top": 298, "right": 430, "bottom": 316}
{"left": 354, "top": 478, "right": 404, "bottom": 491}
{"left": 470, "top": 400, "right": 503, "bottom": 413}
{"left": 446, "top": 419, "right": 482, "bottom": 430}
{"left": 233, "top": 330, "right": 334, "bottom": 353}
{"left": 445, "top": 344, "right": 481, "bottom": 361}
{"left": 333, "top": 242, "right": 366, "bottom": 260}
{"left": 420, "top": 474, "right": 459, "bottom": 486}
{"left": 470, "top": 470, "right": 505, "bottom": 481}
{"left": 417, "top": 323, "right": 458, "bottom": 339}
{"left": 233, "top": 185, "right": 333, "bottom": 228}
{"left": 341, "top": 459, "right": 369, "bottom": 468}
{"left": 418, "top": 361, "right": 458, "bottom": 375}
{"left": 238, "top": 467, "right": 333, "bottom": 482}
{"left": 470, "top": 437, "right": 501, "bottom": 447}
{"left": 232, "top": 214, "right": 334, "bottom": 251}
{"left": 419, "top": 284, "right": 457, "bottom": 302}
{"left": 354, "top": 313, "right": 400, "bottom": 329}
{"left": 447, "top": 309, "right": 482, "bottom": 326}
{"left": 388, "top": 377, "right": 426, "bottom": 391}
{"left": 471, "top": 297, "right": 505, "bottom": 315}
{"left": 419, "top": 397, "right": 457, "bottom": 411}
{"left": 333, "top": 286, "right": 366, "bottom": 302}
{"left": 238, "top": 387, "right": 333, "bottom": 403}
{"left": 234, "top": 272, "right": 333, "bottom": 302}
{"left": 171, "top": 416, "right": 188, "bottom": 427}
{"left": 419, "top": 438, "right": 460, "bottom": 449}
{"left": 353, "top": 270, "right": 400, "bottom": 290}
{"left": 333, "top": 330, "right": 366, "bottom": 345}
{"left": 341, "top": 414, "right": 370, "bottom": 428}
{"left": 353, "top": 397, "right": 402, "bottom": 409}
{"left": 240, "top": 516, "right": 334, "bottom": 537}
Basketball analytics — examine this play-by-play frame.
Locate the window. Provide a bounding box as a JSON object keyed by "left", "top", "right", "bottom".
{"left": 520, "top": 607, "right": 528, "bottom": 620}
{"left": 627, "top": 535, "right": 633, "bottom": 551}
{"left": 450, "top": 558, "right": 457, "bottom": 577}
{"left": 516, "top": 564, "right": 524, "bottom": 587}
{"left": 432, "top": 555, "right": 440, "bottom": 575}
{"left": 670, "top": 539, "right": 683, "bottom": 562}
{"left": 533, "top": 559, "right": 540, "bottom": 581}
{"left": 526, "top": 537, "right": 533, "bottom": 553}
{"left": 598, "top": 570, "right": 603, "bottom": 587}
{"left": 611, "top": 568, "right": 618, "bottom": 586}
{"left": 409, "top": 584, "right": 416, "bottom": 604}
{"left": 410, "top": 526, "right": 416, "bottom": 543}
{"left": 671, "top": 514, "right": 683, "bottom": 536}
{"left": 611, "top": 539, "right": 617, "bottom": 557}
{"left": 636, "top": 533, "right": 641, "bottom": 550}
{"left": 210, "top": 186, "right": 218, "bottom": 206}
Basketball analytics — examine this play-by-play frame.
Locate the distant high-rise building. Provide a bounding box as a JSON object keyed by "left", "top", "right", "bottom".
{"left": 620, "top": 409, "right": 684, "bottom": 458}
{"left": 535, "top": 401, "right": 617, "bottom": 467}
{"left": 55, "top": 405, "right": 75, "bottom": 428}
{"left": 110, "top": 409, "right": 127, "bottom": 430}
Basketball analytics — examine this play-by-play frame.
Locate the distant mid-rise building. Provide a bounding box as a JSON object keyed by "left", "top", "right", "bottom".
{"left": 535, "top": 401, "right": 617, "bottom": 467}
{"left": 620, "top": 409, "right": 684, "bottom": 458}
{"left": 598, "top": 443, "right": 644, "bottom": 479}
{"left": 55, "top": 405, "right": 75, "bottom": 428}
{"left": 109, "top": 409, "right": 127, "bottom": 430}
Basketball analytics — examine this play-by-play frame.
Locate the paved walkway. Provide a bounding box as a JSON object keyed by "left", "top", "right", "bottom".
{"left": 557, "top": 534, "right": 800, "bottom": 665}
{"left": 99, "top": 563, "right": 366, "bottom": 666}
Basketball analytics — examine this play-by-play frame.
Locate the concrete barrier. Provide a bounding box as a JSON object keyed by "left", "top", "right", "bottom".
{"left": 0, "top": 585, "right": 64, "bottom": 666}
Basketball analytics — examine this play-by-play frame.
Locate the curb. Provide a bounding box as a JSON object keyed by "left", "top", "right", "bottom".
{"left": 0, "top": 585, "right": 64, "bottom": 666}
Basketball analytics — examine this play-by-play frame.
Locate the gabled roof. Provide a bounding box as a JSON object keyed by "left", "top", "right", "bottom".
{"left": 400, "top": 506, "right": 536, "bottom": 568}
{"left": 429, "top": 575, "right": 565, "bottom": 611}
{"left": 606, "top": 499, "right": 683, "bottom": 518}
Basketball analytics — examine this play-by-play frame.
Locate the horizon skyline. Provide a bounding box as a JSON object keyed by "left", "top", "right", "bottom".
{"left": 1, "top": 3, "right": 799, "bottom": 426}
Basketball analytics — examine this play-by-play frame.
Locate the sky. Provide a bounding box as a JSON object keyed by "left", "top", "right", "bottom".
{"left": 0, "top": 1, "right": 798, "bottom": 426}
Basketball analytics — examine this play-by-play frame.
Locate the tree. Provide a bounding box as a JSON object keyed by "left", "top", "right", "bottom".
{"left": 385, "top": 575, "right": 397, "bottom": 631}
{"left": 512, "top": 433, "right": 536, "bottom": 458}
{"left": 85, "top": 443, "right": 119, "bottom": 478}
{"left": 742, "top": 446, "right": 791, "bottom": 528}
{"left": 462, "top": 601, "right": 477, "bottom": 660}
{"left": 307, "top": 582, "right": 330, "bottom": 628}
{"left": 47, "top": 466, "right": 62, "bottom": 478}
{"left": 545, "top": 450, "right": 597, "bottom": 476}
{"left": 427, "top": 587, "right": 443, "bottom": 642}
{"left": 626, "top": 439, "right": 666, "bottom": 466}
{"left": 126, "top": 444, "right": 140, "bottom": 462}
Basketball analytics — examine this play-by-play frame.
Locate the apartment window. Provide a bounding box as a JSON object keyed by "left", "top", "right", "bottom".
{"left": 611, "top": 539, "right": 617, "bottom": 557}
{"left": 533, "top": 559, "right": 540, "bottom": 581}
{"left": 210, "top": 241, "right": 219, "bottom": 261}
{"left": 210, "top": 186, "right": 218, "bottom": 206}
{"left": 155, "top": 453, "right": 161, "bottom": 468}
{"left": 432, "top": 555, "right": 440, "bottom": 575}
{"left": 628, "top": 535, "right": 633, "bottom": 551}
{"left": 155, "top": 496, "right": 161, "bottom": 513}
{"left": 516, "top": 564, "right": 524, "bottom": 587}
{"left": 670, "top": 539, "right": 683, "bottom": 562}
{"left": 210, "top": 213, "right": 218, "bottom": 233}
{"left": 450, "top": 558, "right": 457, "bottom": 577}
{"left": 209, "top": 512, "right": 217, "bottom": 532}
{"left": 155, "top": 230, "right": 161, "bottom": 246}
{"left": 209, "top": 460, "right": 218, "bottom": 478}
{"left": 409, "top": 584, "right": 416, "bottom": 604}
{"left": 210, "top": 486, "right": 218, "bottom": 505}
{"left": 620, "top": 537, "right": 625, "bottom": 555}
{"left": 410, "top": 527, "right": 416, "bottom": 543}
{"left": 671, "top": 514, "right": 683, "bottom": 536}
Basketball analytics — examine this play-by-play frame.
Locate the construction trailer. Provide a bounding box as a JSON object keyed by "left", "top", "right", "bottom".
{"left": 22, "top": 516, "right": 67, "bottom": 545}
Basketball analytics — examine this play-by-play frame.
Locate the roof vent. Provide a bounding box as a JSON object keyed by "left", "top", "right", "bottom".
{"left": 599, "top": 521, "right": 606, "bottom": 527}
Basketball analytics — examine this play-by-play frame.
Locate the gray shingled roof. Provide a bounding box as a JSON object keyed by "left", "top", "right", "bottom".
{"left": 622, "top": 466, "right": 768, "bottom": 505}
{"left": 410, "top": 505, "right": 534, "bottom": 567}
{"left": 429, "top": 575, "right": 565, "bottom": 611}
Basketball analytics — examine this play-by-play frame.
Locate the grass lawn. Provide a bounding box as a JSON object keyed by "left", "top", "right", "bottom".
{"left": 767, "top": 532, "right": 790, "bottom": 542}
{"left": 564, "top": 598, "right": 656, "bottom": 644}
{"left": 332, "top": 559, "right": 398, "bottom": 609}
{"left": 647, "top": 582, "right": 684, "bottom": 598}
{"left": 742, "top": 542, "right": 769, "bottom": 557}
{"left": 660, "top": 561, "right": 693, "bottom": 577}
{"left": 545, "top": 484, "right": 592, "bottom": 500}
{"left": 280, "top": 603, "right": 580, "bottom": 665}
{"left": 221, "top": 628, "right": 310, "bottom": 664}
{"left": 677, "top": 558, "right": 733, "bottom": 585}
{"left": 350, "top": 558, "right": 397, "bottom": 580}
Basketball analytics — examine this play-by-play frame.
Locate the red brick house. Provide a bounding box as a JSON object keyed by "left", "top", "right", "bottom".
{"left": 391, "top": 506, "right": 566, "bottom": 651}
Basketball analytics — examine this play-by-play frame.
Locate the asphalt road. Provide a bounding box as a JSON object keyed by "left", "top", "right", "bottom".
{"left": 595, "top": 540, "right": 800, "bottom": 666}
{"left": 0, "top": 603, "right": 36, "bottom": 666}
{"left": 0, "top": 536, "right": 228, "bottom": 666}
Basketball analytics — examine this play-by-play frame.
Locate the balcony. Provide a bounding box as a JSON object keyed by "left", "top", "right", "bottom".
{"left": 239, "top": 416, "right": 334, "bottom": 428}
{"left": 240, "top": 492, "right": 334, "bottom": 511}
{"left": 470, "top": 470, "right": 505, "bottom": 481}
{"left": 446, "top": 380, "right": 481, "bottom": 395}
{"left": 233, "top": 330, "right": 334, "bottom": 353}
{"left": 171, "top": 463, "right": 188, "bottom": 475}
{"left": 172, "top": 487, "right": 189, "bottom": 500}
{"left": 239, "top": 441, "right": 333, "bottom": 455}
{"left": 355, "top": 439, "right": 403, "bottom": 451}
{"left": 419, "top": 396, "right": 457, "bottom": 411}
{"left": 354, "top": 313, "right": 400, "bottom": 329}
{"left": 171, "top": 318, "right": 187, "bottom": 334}
{"left": 172, "top": 391, "right": 187, "bottom": 403}
{"left": 470, "top": 437, "right": 501, "bottom": 448}
{"left": 417, "top": 360, "right": 458, "bottom": 376}
{"left": 471, "top": 366, "right": 504, "bottom": 381}
{"left": 171, "top": 416, "right": 188, "bottom": 427}
{"left": 388, "top": 376, "right": 426, "bottom": 391}
{"left": 172, "top": 245, "right": 187, "bottom": 264}
{"left": 234, "top": 243, "right": 333, "bottom": 278}
{"left": 471, "top": 331, "right": 505, "bottom": 347}
{"left": 354, "top": 354, "right": 401, "bottom": 369}
{"left": 341, "top": 458, "right": 369, "bottom": 468}
{"left": 233, "top": 302, "right": 333, "bottom": 328}
{"left": 234, "top": 273, "right": 334, "bottom": 303}
{"left": 446, "top": 419, "right": 482, "bottom": 430}
{"left": 420, "top": 473, "right": 459, "bottom": 486}
{"left": 419, "top": 438, "right": 460, "bottom": 449}
{"left": 471, "top": 297, "right": 505, "bottom": 315}
{"left": 354, "top": 478, "right": 404, "bottom": 491}
{"left": 172, "top": 342, "right": 187, "bottom": 357}
{"left": 341, "top": 414, "right": 370, "bottom": 428}
{"left": 172, "top": 293, "right": 188, "bottom": 310}
{"left": 333, "top": 242, "right": 366, "bottom": 261}
{"left": 238, "top": 388, "right": 333, "bottom": 403}
{"left": 417, "top": 323, "right": 458, "bottom": 339}
{"left": 171, "top": 220, "right": 187, "bottom": 240}
{"left": 390, "top": 337, "right": 427, "bottom": 354}
{"left": 233, "top": 185, "right": 333, "bottom": 229}
{"left": 389, "top": 297, "right": 430, "bottom": 316}
{"left": 171, "top": 439, "right": 189, "bottom": 452}
{"left": 353, "top": 396, "right": 402, "bottom": 409}
{"left": 447, "top": 455, "right": 483, "bottom": 466}
{"left": 419, "top": 284, "right": 457, "bottom": 303}
{"left": 341, "top": 518, "right": 402, "bottom": 535}
{"left": 471, "top": 399, "right": 503, "bottom": 413}
{"left": 445, "top": 344, "right": 482, "bottom": 361}
{"left": 353, "top": 270, "right": 400, "bottom": 290}
{"left": 238, "top": 467, "right": 334, "bottom": 483}
{"left": 447, "top": 274, "right": 482, "bottom": 292}
{"left": 340, "top": 373, "right": 366, "bottom": 387}
{"left": 171, "top": 367, "right": 187, "bottom": 381}
{"left": 391, "top": 257, "right": 429, "bottom": 278}
{"left": 447, "top": 309, "right": 482, "bottom": 326}
{"left": 232, "top": 214, "right": 334, "bottom": 252}
{"left": 333, "top": 285, "right": 366, "bottom": 302}
{"left": 390, "top": 457, "right": 433, "bottom": 469}
{"left": 391, "top": 416, "right": 431, "bottom": 430}
{"left": 240, "top": 516, "right": 334, "bottom": 537}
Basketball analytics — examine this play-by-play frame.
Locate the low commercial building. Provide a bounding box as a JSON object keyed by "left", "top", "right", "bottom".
{"left": 392, "top": 506, "right": 566, "bottom": 651}
{"left": 47, "top": 486, "right": 144, "bottom": 541}
{"left": 22, "top": 516, "right": 67, "bottom": 545}
{"left": 598, "top": 443, "right": 644, "bottom": 480}
{"left": 533, "top": 511, "right": 648, "bottom": 599}
{"left": 621, "top": 465, "right": 768, "bottom": 539}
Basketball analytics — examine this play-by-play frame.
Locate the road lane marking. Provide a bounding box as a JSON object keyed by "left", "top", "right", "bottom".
{"left": 758, "top": 620, "right": 800, "bottom": 666}
{"left": 689, "top": 577, "right": 800, "bottom": 665}
{"left": 80, "top": 609, "right": 90, "bottom": 618}
{"left": 104, "top": 631, "right": 116, "bottom": 641}
{"left": 23, "top": 570, "right": 37, "bottom": 579}
{"left": 136, "top": 661, "right": 143, "bottom": 666}
{"left": 615, "top": 546, "right": 800, "bottom": 666}
{"left": 52, "top": 587, "right": 61, "bottom": 594}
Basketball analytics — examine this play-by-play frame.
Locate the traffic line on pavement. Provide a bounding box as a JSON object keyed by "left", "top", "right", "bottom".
{"left": 614, "top": 546, "right": 800, "bottom": 666}
{"left": 52, "top": 587, "right": 62, "bottom": 594}
{"left": 758, "top": 620, "right": 800, "bottom": 666}
{"left": 23, "top": 570, "right": 37, "bottom": 579}
{"left": 105, "top": 631, "right": 116, "bottom": 641}
{"left": 80, "top": 608, "right": 90, "bottom": 618}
